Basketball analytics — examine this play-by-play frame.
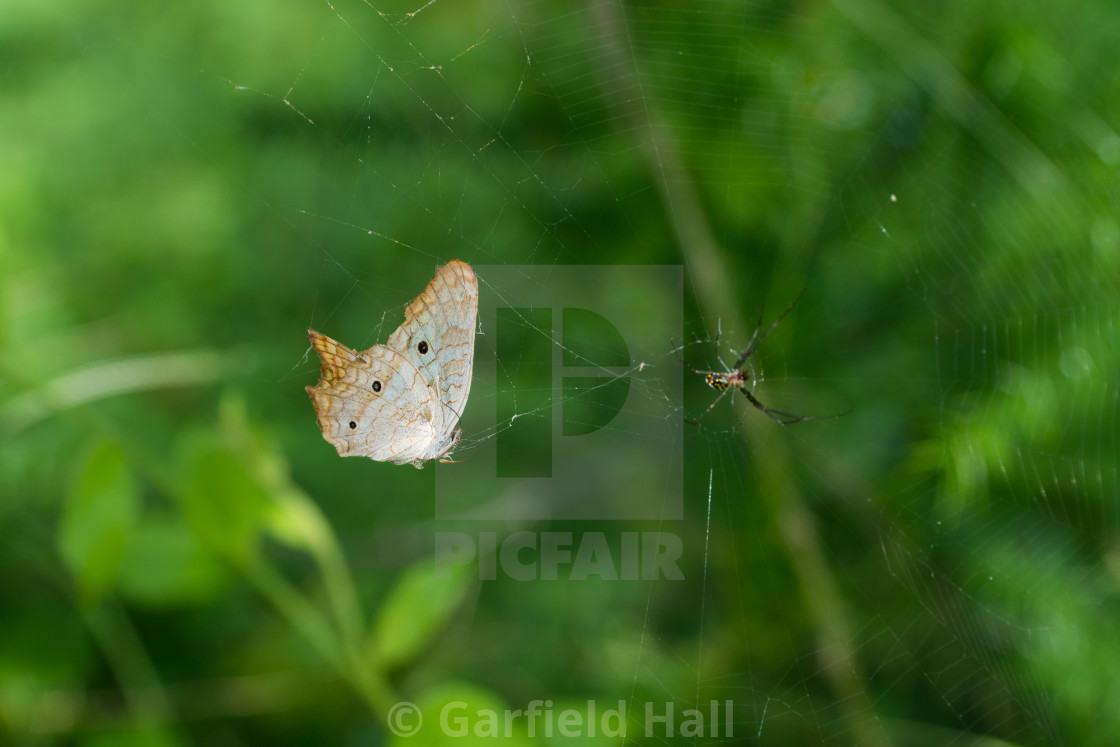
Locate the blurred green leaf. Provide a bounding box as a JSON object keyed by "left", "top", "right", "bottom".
{"left": 216, "top": 393, "right": 333, "bottom": 555}
{"left": 117, "top": 515, "right": 230, "bottom": 607}
{"left": 397, "top": 682, "right": 531, "bottom": 747}
{"left": 79, "top": 724, "right": 184, "bottom": 747}
{"left": 371, "top": 559, "right": 473, "bottom": 670}
{"left": 176, "top": 429, "right": 271, "bottom": 565}
{"left": 58, "top": 440, "right": 138, "bottom": 605}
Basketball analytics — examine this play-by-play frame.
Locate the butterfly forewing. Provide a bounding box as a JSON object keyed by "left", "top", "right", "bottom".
{"left": 386, "top": 260, "right": 477, "bottom": 424}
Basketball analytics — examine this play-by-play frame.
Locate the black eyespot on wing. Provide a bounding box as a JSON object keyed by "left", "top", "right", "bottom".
{"left": 372, "top": 380, "right": 382, "bottom": 393}
{"left": 418, "top": 340, "right": 429, "bottom": 355}
{"left": 349, "top": 421, "right": 357, "bottom": 429}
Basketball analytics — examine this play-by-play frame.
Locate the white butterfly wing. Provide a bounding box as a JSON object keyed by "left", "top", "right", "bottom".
{"left": 385, "top": 260, "right": 478, "bottom": 429}
{"left": 305, "top": 330, "right": 445, "bottom": 465}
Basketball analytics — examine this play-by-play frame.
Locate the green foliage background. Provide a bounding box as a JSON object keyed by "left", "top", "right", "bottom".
{"left": 2, "top": 0, "right": 1117, "bottom": 745}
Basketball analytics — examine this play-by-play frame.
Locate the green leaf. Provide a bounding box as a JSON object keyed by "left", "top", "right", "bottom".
{"left": 216, "top": 392, "right": 334, "bottom": 556}
{"left": 80, "top": 724, "right": 184, "bottom": 747}
{"left": 392, "top": 682, "right": 531, "bottom": 747}
{"left": 371, "top": 558, "right": 473, "bottom": 669}
{"left": 117, "top": 515, "right": 230, "bottom": 607}
{"left": 58, "top": 440, "right": 138, "bottom": 605}
{"left": 176, "top": 429, "right": 271, "bottom": 564}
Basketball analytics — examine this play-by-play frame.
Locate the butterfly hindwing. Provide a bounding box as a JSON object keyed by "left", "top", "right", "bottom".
{"left": 305, "top": 332, "right": 444, "bottom": 464}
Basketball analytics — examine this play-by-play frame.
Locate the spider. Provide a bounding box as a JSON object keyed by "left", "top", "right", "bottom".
{"left": 675, "top": 288, "right": 851, "bottom": 426}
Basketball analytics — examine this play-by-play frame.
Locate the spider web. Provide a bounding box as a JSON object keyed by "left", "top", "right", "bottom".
{"left": 274, "top": 0, "right": 1116, "bottom": 741}
{"left": 9, "top": 0, "right": 1114, "bottom": 743}
{"left": 280, "top": 1, "right": 1114, "bottom": 744}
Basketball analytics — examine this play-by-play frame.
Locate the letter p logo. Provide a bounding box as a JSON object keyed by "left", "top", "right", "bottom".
{"left": 435, "top": 266, "right": 683, "bottom": 520}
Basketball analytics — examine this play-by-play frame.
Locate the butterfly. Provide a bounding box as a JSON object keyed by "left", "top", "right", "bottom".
{"left": 305, "top": 260, "right": 478, "bottom": 468}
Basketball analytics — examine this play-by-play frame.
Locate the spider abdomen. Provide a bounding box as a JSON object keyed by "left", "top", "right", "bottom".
{"left": 705, "top": 371, "right": 746, "bottom": 391}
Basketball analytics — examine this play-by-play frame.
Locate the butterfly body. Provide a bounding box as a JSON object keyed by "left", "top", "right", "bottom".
{"left": 306, "top": 260, "right": 477, "bottom": 468}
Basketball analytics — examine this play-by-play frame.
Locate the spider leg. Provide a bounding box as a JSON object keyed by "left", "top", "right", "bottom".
{"left": 732, "top": 287, "right": 807, "bottom": 371}
{"left": 740, "top": 387, "right": 851, "bottom": 425}
{"left": 713, "top": 319, "right": 731, "bottom": 371}
{"left": 728, "top": 390, "right": 747, "bottom": 429}
{"left": 683, "top": 386, "right": 733, "bottom": 425}
{"left": 671, "top": 341, "right": 717, "bottom": 377}
{"left": 737, "top": 300, "right": 767, "bottom": 369}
